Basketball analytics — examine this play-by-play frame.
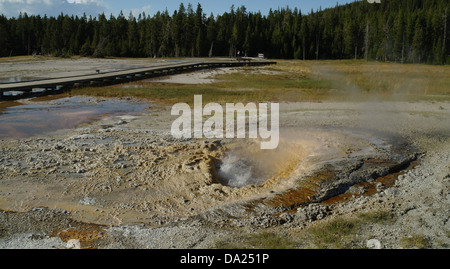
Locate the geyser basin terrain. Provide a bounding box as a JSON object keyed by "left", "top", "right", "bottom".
{"left": 0, "top": 119, "right": 416, "bottom": 226}
{"left": 0, "top": 98, "right": 448, "bottom": 249}
{"left": 1, "top": 58, "right": 449, "bottom": 249}
{"left": 209, "top": 127, "right": 416, "bottom": 218}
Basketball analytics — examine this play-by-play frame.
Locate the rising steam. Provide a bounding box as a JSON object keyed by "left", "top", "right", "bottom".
{"left": 216, "top": 129, "right": 309, "bottom": 188}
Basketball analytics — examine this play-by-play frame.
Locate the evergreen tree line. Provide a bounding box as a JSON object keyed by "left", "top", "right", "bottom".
{"left": 0, "top": 0, "right": 449, "bottom": 64}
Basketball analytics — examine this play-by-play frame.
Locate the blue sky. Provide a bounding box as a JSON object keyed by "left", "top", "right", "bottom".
{"left": 0, "top": 0, "right": 359, "bottom": 18}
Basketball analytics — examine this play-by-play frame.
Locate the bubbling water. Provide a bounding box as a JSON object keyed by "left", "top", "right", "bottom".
{"left": 217, "top": 154, "right": 262, "bottom": 187}
{"left": 216, "top": 130, "right": 309, "bottom": 188}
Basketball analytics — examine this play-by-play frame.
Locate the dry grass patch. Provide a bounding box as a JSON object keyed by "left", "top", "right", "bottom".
{"left": 400, "top": 234, "right": 430, "bottom": 249}
{"left": 215, "top": 231, "right": 296, "bottom": 249}
{"left": 71, "top": 60, "right": 450, "bottom": 104}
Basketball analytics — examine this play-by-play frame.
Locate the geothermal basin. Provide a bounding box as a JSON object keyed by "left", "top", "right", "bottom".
{"left": 0, "top": 95, "right": 448, "bottom": 249}
{"left": 0, "top": 61, "right": 448, "bottom": 249}
{"left": 0, "top": 103, "right": 417, "bottom": 226}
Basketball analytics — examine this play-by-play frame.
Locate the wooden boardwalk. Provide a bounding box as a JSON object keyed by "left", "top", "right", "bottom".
{"left": 0, "top": 59, "right": 276, "bottom": 96}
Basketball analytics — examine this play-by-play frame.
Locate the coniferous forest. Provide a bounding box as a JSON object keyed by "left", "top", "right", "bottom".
{"left": 0, "top": 0, "right": 449, "bottom": 64}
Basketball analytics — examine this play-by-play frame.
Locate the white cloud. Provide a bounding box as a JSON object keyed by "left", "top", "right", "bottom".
{"left": 0, "top": 0, "right": 108, "bottom": 17}
{"left": 122, "top": 4, "right": 153, "bottom": 18}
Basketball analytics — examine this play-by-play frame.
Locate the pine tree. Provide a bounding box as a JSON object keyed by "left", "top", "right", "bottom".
{"left": 80, "top": 38, "right": 92, "bottom": 56}
{"left": 0, "top": 0, "right": 448, "bottom": 64}
{"left": 0, "top": 15, "right": 10, "bottom": 56}
{"left": 206, "top": 14, "right": 217, "bottom": 57}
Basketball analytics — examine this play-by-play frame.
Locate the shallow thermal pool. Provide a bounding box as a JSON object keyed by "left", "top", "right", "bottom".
{"left": 0, "top": 95, "right": 148, "bottom": 138}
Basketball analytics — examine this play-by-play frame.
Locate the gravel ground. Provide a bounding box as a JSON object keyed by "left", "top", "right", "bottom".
{"left": 0, "top": 56, "right": 210, "bottom": 82}
{"left": 0, "top": 67, "right": 449, "bottom": 249}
